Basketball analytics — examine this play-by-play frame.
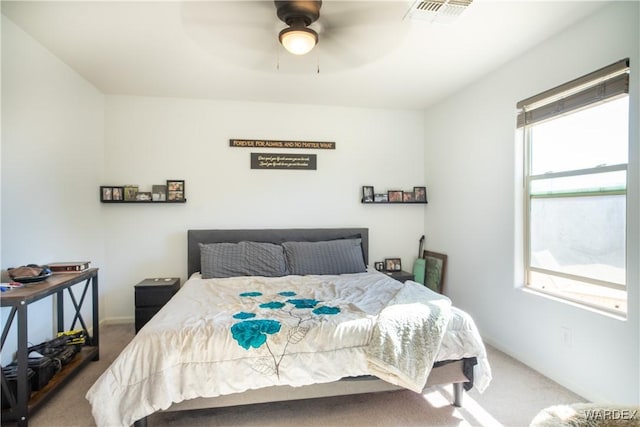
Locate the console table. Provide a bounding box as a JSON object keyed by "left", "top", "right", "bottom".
{"left": 0, "top": 268, "right": 99, "bottom": 426}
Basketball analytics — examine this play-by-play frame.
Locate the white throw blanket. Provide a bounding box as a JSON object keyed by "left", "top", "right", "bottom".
{"left": 366, "top": 283, "right": 452, "bottom": 393}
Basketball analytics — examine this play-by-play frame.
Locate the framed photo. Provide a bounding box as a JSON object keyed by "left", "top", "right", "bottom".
{"left": 112, "top": 187, "right": 124, "bottom": 201}
{"left": 374, "top": 193, "right": 388, "bottom": 203}
{"left": 414, "top": 186, "right": 427, "bottom": 203}
{"left": 374, "top": 261, "right": 384, "bottom": 271}
{"left": 136, "top": 192, "right": 152, "bottom": 201}
{"left": 388, "top": 190, "right": 403, "bottom": 203}
{"left": 422, "top": 250, "right": 448, "bottom": 294}
{"left": 362, "top": 186, "right": 374, "bottom": 203}
{"left": 167, "top": 180, "right": 185, "bottom": 201}
{"left": 384, "top": 258, "right": 402, "bottom": 272}
{"left": 403, "top": 191, "right": 415, "bottom": 202}
{"left": 100, "top": 186, "right": 113, "bottom": 201}
{"left": 152, "top": 185, "right": 167, "bottom": 202}
{"left": 124, "top": 185, "right": 138, "bottom": 201}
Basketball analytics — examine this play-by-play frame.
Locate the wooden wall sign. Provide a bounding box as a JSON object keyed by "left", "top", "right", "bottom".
{"left": 231, "top": 139, "right": 335, "bottom": 150}
{"left": 251, "top": 153, "right": 317, "bottom": 170}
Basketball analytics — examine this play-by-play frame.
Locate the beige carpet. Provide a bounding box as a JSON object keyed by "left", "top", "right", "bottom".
{"left": 24, "top": 323, "right": 587, "bottom": 427}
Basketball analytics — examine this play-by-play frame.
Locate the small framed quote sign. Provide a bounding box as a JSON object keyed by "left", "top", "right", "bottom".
{"left": 251, "top": 153, "right": 317, "bottom": 170}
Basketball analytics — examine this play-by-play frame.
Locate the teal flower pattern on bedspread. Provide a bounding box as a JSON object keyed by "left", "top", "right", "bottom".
{"left": 233, "top": 312, "right": 256, "bottom": 319}
{"left": 239, "top": 291, "right": 263, "bottom": 297}
{"left": 259, "top": 301, "right": 286, "bottom": 309}
{"left": 231, "top": 289, "right": 342, "bottom": 378}
{"left": 286, "top": 298, "right": 319, "bottom": 309}
{"left": 231, "top": 319, "right": 282, "bottom": 350}
{"left": 312, "top": 306, "right": 341, "bottom": 315}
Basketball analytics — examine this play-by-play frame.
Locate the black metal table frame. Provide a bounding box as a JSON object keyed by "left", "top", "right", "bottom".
{"left": 1, "top": 269, "right": 99, "bottom": 426}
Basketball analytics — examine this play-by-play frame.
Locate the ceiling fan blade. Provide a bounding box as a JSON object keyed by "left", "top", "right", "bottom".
{"left": 313, "top": 1, "right": 411, "bottom": 70}
{"left": 319, "top": 1, "right": 408, "bottom": 30}
{"left": 181, "top": 1, "right": 277, "bottom": 54}
{"left": 181, "top": 1, "right": 274, "bottom": 29}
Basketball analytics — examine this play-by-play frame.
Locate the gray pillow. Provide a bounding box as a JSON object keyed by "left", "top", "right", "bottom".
{"left": 282, "top": 238, "right": 366, "bottom": 275}
{"left": 200, "top": 241, "right": 288, "bottom": 279}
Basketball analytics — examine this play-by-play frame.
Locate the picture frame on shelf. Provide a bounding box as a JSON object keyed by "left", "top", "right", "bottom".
{"left": 136, "top": 192, "right": 152, "bottom": 201}
{"left": 388, "top": 190, "right": 403, "bottom": 203}
{"left": 374, "top": 193, "right": 388, "bottom": 203}
{"left": 403, "top": 191, "right": 415, "bottom": 202}
{"left": 362, "top": 186, "right": 374, "bottom": 203}
{"left": 100, "top": 186, "right": 113, "bottom": 201}
{"left": 384, "top": 258, "right": 402, "bottom": 272}
{"left": 167, "top": 180, "right": 185, "bottom": 201}
{"left": 124, "top": 186, "right": 138, "bottom": 201}
{"left": 414, "top": 186, "right": 427, "bottom": 203}
{"left": 422, "top": 250, "right": 447, "bottom": 294}
{"left": 374, "top": 261, "right": 384, "bottom": 271}
{"left": 152, "top": 185, "right": 167, "bottom": 202}
{"left": 112, "top": 187, "right": 124, "bottom": 201}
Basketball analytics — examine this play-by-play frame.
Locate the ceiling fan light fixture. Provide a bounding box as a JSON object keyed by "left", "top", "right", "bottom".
{"left": 279, "top": 26, "right": 318, "bottom": 55}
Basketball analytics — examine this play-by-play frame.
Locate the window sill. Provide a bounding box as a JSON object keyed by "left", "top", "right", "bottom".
{"left": 521, "top": 286, "right": 627, "bottom": 321}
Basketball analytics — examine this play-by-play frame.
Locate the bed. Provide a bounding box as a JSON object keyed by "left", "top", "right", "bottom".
{"left": 86, "top": 228, "right": 491, "bottom": 427}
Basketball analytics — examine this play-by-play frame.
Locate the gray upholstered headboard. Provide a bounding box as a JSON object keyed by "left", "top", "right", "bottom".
{"left": 187, "top": 228, "right": 369, "bottom": 277}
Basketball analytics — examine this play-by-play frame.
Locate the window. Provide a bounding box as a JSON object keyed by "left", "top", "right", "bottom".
{"left": 517, "top": 59, "right": 629, "bottom": 316}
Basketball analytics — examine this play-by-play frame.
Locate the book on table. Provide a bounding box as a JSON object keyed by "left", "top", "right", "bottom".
{"left": 48, "top": 261, "right": 91, "bottom": 273}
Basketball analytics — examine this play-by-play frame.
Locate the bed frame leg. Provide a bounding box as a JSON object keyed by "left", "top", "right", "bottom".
{"left": 452, "top": 382, "right": 464, "bottom": 407}
{"left": 133, "top": 417, "right": 148, "bottom": 427}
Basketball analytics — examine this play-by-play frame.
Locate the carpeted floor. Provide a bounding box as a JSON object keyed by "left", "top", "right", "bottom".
{"left": 23, "top": 323, "right": 586, "bottom": 427}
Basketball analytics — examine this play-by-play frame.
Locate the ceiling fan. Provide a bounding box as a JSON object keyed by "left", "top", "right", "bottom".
{"left": 181, "top": 1, "right": 411, "bottom": 74}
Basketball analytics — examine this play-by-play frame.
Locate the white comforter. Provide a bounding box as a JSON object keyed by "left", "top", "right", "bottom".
{"left": 86, "top": 270, "right": 491, "bottom": 427}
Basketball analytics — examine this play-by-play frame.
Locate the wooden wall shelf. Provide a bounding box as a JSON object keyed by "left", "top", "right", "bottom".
{"left": 361, "top": 186, "right": 428, "bottom": 204}
{"left": 101, "top": 200, "right": 186, "bottom": 204}
{"left": 100, "top": 180, "right": 185, "bottom": 203}
{"left": 361, "top": 201, "right": 428, "bottom": 204}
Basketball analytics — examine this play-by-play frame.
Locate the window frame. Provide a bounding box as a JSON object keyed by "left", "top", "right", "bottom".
{"left": 519, "top": 59, "right": 630, "bottom": 315}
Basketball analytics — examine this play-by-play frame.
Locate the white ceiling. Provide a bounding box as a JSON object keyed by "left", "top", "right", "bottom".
{"left": 2, "top": 0, "right": 608, "bottom": 110}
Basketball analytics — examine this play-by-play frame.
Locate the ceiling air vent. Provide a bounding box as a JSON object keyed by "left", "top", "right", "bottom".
{"left": 405, "top": 0, "right": 473, "bottom": 23}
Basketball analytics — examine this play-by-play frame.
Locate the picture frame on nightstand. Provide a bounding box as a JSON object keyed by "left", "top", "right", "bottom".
{"left": 384, "top": 258, "right": 402, "bottom": 272}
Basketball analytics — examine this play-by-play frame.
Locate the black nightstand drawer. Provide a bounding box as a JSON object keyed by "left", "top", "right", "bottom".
{"left": 135, "top": 287, "right": 178, "bottom": 307}
{"left": 134, "top": 277, "right": 180, "bottom": 332}
{"left": 135, "top": 307, "right": 159, "bottom": 332}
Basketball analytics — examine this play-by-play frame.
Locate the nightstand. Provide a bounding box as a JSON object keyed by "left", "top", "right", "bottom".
{"left": 134, "top": 277, "right": 180, "bottom": 333}
{"left": 385, "top": 270, "right": 415, "bottom": 283}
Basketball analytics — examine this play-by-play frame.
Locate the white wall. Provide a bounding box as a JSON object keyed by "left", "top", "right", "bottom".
{"left": 423, "top": 2, "right": 639, "bottom": 405}
{"left": 1, "top": 16, "right": 105, "bottom": 364}
{"left": 101, "top": 96, "right": 426, "bottom": 321}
